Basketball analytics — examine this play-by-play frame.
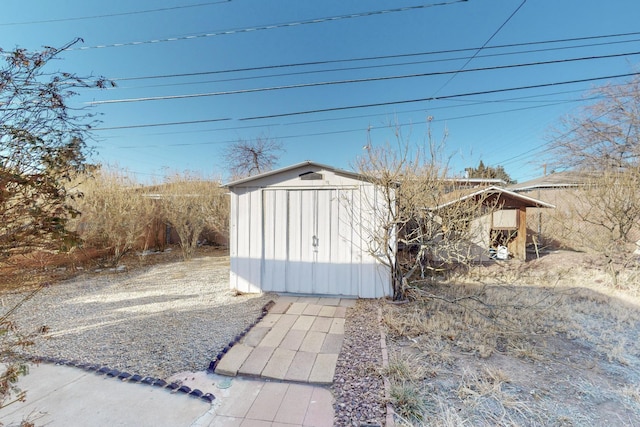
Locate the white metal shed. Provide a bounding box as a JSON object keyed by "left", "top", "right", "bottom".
{"left": 225, "top": 161, "right": 392, "bottom": 298}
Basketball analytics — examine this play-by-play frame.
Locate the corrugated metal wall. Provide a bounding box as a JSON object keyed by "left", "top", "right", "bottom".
{"left": 229, "top": 183, "right": 391, "bottom": 298}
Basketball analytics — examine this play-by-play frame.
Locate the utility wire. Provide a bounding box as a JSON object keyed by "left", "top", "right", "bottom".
{"left": 432, "top": 0, "right": 527, "bottom": 96}
{"left": 94, "top": 117, "right": 230, "bottom": 131}
{"left": 98, "top": 98, "right": 585, "bottom": 149}
{"left": 94, "top": 92, "right": 600, "bottom": 135}
{"left": 0, "top": 1, "right": 232, "bottom": 26}
{"left": 494, "top": 105, "right": 620, "bottom": 168}
{"left": 112, "top": 31, "right": 640, "bottom": 81}
{"left": 240, "top": 72, "right": 640, "bottom": 120}
{"left": 69, "top": 0, "right": 468, "bottom": 51}
{"left": 89, "top": 51, "right": 640, "bottom": 105}
{"left": 110, "top": 38, "right": 640, "bottom": 91}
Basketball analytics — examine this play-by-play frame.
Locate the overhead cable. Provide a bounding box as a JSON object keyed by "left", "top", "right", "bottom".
{"left": 88, "top": 51, "right": 640, "bottom": 105}
{"left": 112, "top": 31, "right": 640, "bottom": 81}
{"left": 94, "top": 91, "right": 601, "bottom": 134}
{"left": 94, "top": 117, "right": 230, "bottom": 131}
{"left": 97, "top": 99, "right": 584, "bottom": 149}
{"left": 69, "top": 0, "right": 468, "bottom": 51}
{"left": 239, "top": 72, "right": 640, "bottom": 120}
{"left": 0, "top": 1, "right": 231, "bottom": 26}
{"left": 432, "top": 0, "right": 527, "bottom": 96}
{"left": 110, "top": 38, "right": 640, "bottom": 91}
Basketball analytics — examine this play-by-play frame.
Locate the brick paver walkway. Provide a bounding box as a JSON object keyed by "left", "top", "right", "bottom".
{"left": 215, "top": 296, "right": 355, "bottom": 384}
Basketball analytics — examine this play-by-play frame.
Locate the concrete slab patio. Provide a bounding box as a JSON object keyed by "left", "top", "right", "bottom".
{"left": 215, "top": 296, "right": 355, "bottom": 384}
{"left": 0, "top": 363, "right": 335, "bottom": 427}
{"left": 0, "top": 296, "right": 354, "bottom": 426}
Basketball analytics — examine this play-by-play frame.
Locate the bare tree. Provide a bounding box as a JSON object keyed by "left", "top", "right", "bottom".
{"left": 548, "top": 75, "right": 640, "bottom": 171}
{"left": 225, "top": 136, "right": 283, "bottom": 179}
{"left": 0, "top": 40, "right": 112, "bottom": 258}
{"left": 157, "top": 172, "right": 228, "bottom": 260}
{"left": 355, "top": 126, "right": 490, "bottom": 299}
{"left": 551, "top": 169, "right": 640, "bottom": 286}
{"left": 72, "top": 168, "right": 155, "bottom": 265}
{"left": 547, "top": 75, "right": 640, "bottom": 286}
{"left": 0, "top": 40, "right": 111, "bottom": 412}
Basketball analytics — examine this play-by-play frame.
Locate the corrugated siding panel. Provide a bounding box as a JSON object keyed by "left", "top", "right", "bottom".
{"left": 229, "top": 188, "right": 262, "bottom": 293}
{"left": 229, "top": 175, "right": 393, "bottom": 298}
{"left": 229, "top": 191, "right": 239, "bottom": 291}
{"left": 314, "top": 190, "right": 334, "bottom": 294}
{"left": 232, "top": 189, "right": 250, "bottom": 292}
{"left": 248, "top": 189, "right": 263, "bottom": 290}
{"left": 359, "top": 184, "right": 376, "bottom": 298}
{"left": 262, "top": 190, "right": 287, "bottom": 292}
{"left": 356, "top": 183, "right": 393, "bottom": 299}
{"left": 335, "top": 189, "right": 356, "bottom": 296}
{"left": 327, "top": 190, "right": 343, "bottom": 295}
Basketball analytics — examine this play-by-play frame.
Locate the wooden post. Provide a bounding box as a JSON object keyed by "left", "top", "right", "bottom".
{"left": 516, "top": 206, "right": 527, "bottom": 260}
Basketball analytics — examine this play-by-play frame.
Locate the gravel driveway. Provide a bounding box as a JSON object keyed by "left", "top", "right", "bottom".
{"left": 3, "top": 255, "right": 272, "bottom": 379}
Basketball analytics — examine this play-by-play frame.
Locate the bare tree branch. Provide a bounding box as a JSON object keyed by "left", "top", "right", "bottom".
{"left": 224, "top": 136, "right": 283, "bottom": 179}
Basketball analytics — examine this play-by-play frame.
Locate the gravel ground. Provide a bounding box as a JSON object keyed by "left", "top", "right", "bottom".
{"left": 3, "top": 253, "right": 389, "bottom": 424}
{"left": 1, "top": 255, "right": 272, "bottom": 379}
{"left": 333, "top": 299, "right": 388, "bottom": 426}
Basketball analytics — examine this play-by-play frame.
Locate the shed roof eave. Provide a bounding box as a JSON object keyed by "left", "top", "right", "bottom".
{"left": 223, "top": 160, "right": 366, "bottom": 187}
{"left": 430, "top": 186, "right": 555, "bottom": 210}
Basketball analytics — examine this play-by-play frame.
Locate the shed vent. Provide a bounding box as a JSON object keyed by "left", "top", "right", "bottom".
{"left": 299, "top": 171, "right": 323, "bottom": 180}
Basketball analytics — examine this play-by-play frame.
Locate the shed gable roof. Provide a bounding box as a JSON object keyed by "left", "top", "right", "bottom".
{"left": 223, "top": 161, "right": 366, "bottom": 187}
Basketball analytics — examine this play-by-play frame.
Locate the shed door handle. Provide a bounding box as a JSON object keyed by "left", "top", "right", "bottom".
{"left": 312, "top": 235, "right": 319, "bottom": 247}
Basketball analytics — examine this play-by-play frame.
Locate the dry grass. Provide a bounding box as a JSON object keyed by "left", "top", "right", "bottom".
{"left": 383, "top": 251, "right": 640, "bottom": 426}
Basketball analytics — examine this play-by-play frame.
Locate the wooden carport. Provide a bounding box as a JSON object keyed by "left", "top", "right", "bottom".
{"left": 435, "top": 186, "right": 555, "bottom": 261}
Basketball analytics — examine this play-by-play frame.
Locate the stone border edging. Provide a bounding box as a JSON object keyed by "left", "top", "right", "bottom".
{"left": 23, "top": 355, "right": 216, "bottom": 403}
{"left": 16, "top": 300, "right": 277, "bottom": 407}
{"left": 206, "top": 300, "right": 274, "bottom": 373}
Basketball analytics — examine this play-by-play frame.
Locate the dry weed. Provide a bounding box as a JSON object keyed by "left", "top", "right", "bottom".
{"left": 382, "top": 251, "right": 640, "bottom": 426}
{"left": 382, "top": 352, "right": 426, "bottom": 383}
{"left": 621, "top": 385, "right": 640, "bottom": 405}
{"left": 455, "top": 368, "right": 542, "bottom": 426}
{"left": 383, "top": 280, "right": 568, "bottom": 361}
{"left": 389, "top": 381, "right": 426, "bottom": 423}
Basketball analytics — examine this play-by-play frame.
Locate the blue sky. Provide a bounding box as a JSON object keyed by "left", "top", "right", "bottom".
{"left": 2, "top": 0, "right": 640, "bottom": 183}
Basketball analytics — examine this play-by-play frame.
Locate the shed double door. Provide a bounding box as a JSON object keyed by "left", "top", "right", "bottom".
{"left": 262, "top": 189, "right": 357, "bottom": 296}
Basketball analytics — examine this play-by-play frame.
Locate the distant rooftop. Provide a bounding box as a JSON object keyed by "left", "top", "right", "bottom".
{"left": 508, "top": 171, "right": 592, "bottom": 192}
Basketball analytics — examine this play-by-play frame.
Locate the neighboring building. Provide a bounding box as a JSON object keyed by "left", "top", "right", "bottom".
{"left": 432, "top": 186, "right": 554, "bottom": 261}
{"left": 508, "top": 171, "right": 590, "bottom": 250}
{"left": 225, "top": 161, "right": 393, "bottom": 298}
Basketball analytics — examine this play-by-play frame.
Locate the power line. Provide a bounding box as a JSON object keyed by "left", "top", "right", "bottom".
{"left": 89, "top": 52, "right": 640, "bottom": 105}
{"left": 433, "top": 0, "right": 527, "bottom": 96}
{"left": 69, "top": 0, "right": 468, "bottom": 51}
{"left": 240, "top": 72, "right": 640, "bottom": 120}
{"left": 0, "top": 1, "right": 232, "bottom": 26}
{"left": 111, "top": 31, "right": 640, "bottom": 82}
{"left": 94, "top": 117, "right": 230, "bottom": 131}
{"left": 93, "top": 89, "right": 606, "bottom": 134}
{"left": 97, "top": 98, "right": 584, "bottom": 149}
{"left": 109, "top": 38, "right": 640, "bottom": 91}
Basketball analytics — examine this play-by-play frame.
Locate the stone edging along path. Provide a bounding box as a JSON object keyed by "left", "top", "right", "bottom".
{"left": 20, "top": 301, "right": 275, "bottom": 405}
{"left": 207, "top": 300, "right": 275, "bottom": 374}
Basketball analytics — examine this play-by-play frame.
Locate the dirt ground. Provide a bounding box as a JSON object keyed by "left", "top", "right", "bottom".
{"left": 384, "top": 250, "right": 640, "bottom": 426}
